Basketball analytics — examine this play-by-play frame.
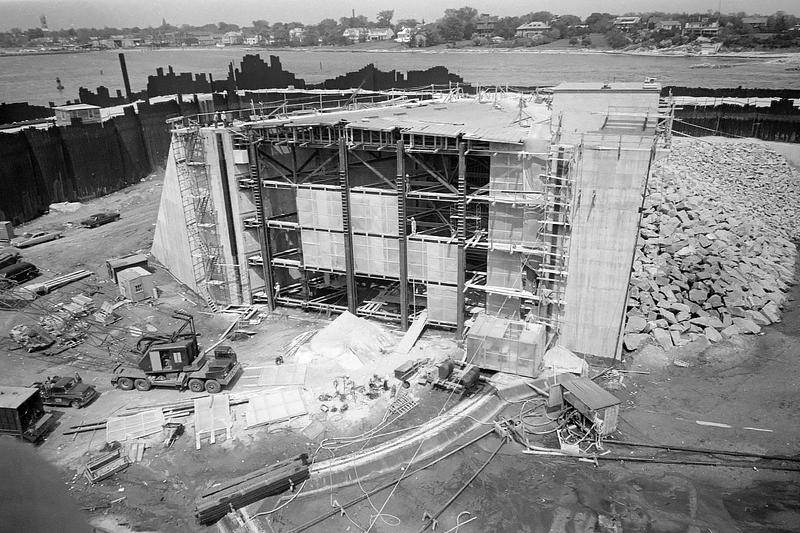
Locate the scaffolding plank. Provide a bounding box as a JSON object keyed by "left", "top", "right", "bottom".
{"left": 245, "top": 388, "right": 307, "bottom": 429}
{"left": 239, "top": 364, "right": 308, "bottom": 388}
{"left": 194, "top": 394, "right": 232, "bottom": 449}
{"left": 106, "top": 409, "right": 165, "bottom": 443}
{"left": 394, "top": 310, "right": 428, "bottom": 354}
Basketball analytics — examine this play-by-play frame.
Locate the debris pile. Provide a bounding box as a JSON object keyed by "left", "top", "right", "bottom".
{"left": 625, "top": 139, "right": 799, "bottom": 351}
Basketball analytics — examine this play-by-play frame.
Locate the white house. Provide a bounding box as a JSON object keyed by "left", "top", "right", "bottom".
{"left": 656, "top": 20, "right": 682, "bottom": 32}
{"left": 613, "top": 17, "right": 641, "bottom": 31}
{"left": 343, "top": 27, "right": 369, "bottom": 42}
{"left": 395, "top": 27, "right": 414, "bottom": 43}
{"left": 245, "top": 35, "right": 265, "bottom": 46}
{"left": 222, "top": 31, "right": 244, "bottom": 45}
{"left": 289, "top": 27, "right": 306, "bottom": 42}
{"left": 515, "top": 21, "right": 551, "bottom": 38}
{"left": 368, "top": 28, "right": 394, "bottom": 41}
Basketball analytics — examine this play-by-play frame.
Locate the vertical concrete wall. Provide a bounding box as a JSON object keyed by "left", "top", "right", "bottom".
{"left": 151, "top": 144, "right": 197, "bottom": 293}
{"left": 560, "top": 135, "right": 652, "bottom": 358}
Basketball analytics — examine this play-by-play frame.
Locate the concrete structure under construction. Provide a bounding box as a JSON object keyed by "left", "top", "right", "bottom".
{"left": 152, "top": 82, "right": 665, "bottom": 362}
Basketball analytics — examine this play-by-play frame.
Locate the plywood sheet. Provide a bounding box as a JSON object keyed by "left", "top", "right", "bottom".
{"left": 351, "top": 192, "right": 398, "bottom": 235}
{"left": 353, "top": 235, "right": 399, "bottom": 277}
{"left": 427, "top": 285, "right": 458, "bottom": 324}
{"left": 300, "top": 229, "right": 346, "bottom": 271}
{"left": 239, "top": 364, "right": 308, "bottom": 388}
{"left": 296, "top": 187, "right": 343, "bottom": 230}
{"left": 245, "top": 388, "right": 307, "bottom": 429}
{"left": 106, "top": 409, "right": 165, "bottom": 443}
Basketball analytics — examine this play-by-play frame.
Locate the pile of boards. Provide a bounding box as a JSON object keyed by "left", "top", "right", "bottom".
{"left": 194, "top": 454, "right": 310, "bottom": 525}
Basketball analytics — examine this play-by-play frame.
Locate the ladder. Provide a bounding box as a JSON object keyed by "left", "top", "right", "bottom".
{"left": 533, "top": 142, "right": 577, "bottom": 331}
{"left": 172, "top": 128, "right": 219, "bottom": 312}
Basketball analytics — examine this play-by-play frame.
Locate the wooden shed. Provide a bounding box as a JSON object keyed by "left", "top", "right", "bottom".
{"left": 117, "top": 266, "right": 154, "bottom": 302}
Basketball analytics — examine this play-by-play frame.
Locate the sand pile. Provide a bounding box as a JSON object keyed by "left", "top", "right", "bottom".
{"left": 306, "top": 311, "right": 394, "bottom": 362}
{"left": 624, "top": 138, "right": 798, "bottom": 351}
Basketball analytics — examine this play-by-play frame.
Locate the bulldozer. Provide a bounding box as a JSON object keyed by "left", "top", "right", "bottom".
{"left": 111, "top": 311, "right": 241, "bottom": 394}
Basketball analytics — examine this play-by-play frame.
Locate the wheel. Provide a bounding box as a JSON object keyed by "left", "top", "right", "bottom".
{"left": 188, "top": 379, "right": 205, "bottom": 393}
{"left": 70, "top": 400, "right": 81, "bottom": 408}
{"left": 204, "top": 380, "right": 221, "bottom": 394}
{"left": 134, "top": 378, "right": 152, "bottom": 391}
{"left": 117, "top": 377, "right": 134, "bottom": 391}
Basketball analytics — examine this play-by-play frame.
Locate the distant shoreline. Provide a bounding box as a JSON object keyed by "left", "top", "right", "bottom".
{"left": 1, "top": 45, "right": 796, "bottom": 61}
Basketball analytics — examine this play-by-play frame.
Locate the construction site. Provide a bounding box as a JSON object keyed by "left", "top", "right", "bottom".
{"left": 152, "top": 81, "right": 664, "bottom": 366}
{"left": 2, "top": 70, "right": 800, "bottom": 533}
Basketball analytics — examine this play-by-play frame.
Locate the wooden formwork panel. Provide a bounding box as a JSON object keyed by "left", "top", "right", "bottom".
{"left": 106, "top": 409, "right": 165, "bottom": 443}
{"left": 194, "top": 394, "right": 232, "bottom": 449}
{"left": 245, "top": 388, "right": 307, "bottom": 429}
{"left": 239, "top": 364, "right": 308, "bottom": 388}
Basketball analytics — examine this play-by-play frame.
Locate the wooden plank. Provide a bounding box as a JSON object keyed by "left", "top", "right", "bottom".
{"left": 394, "top": 310, "right": 428, "bottom": 354}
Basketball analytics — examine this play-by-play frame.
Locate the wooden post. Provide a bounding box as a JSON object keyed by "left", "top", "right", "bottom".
{"left": 396, "top": 140, "right": 409, "bottom": 331}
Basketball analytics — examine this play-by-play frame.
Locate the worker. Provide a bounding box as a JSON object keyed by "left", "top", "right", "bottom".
{"left": 74, "top": 372, "right": 81, "bottom": 383}
{"left": 410, "top": 217, "right": 417, "bottom": 235}
{"left": 274, "top": 282, "right": 281, "bottom": 299}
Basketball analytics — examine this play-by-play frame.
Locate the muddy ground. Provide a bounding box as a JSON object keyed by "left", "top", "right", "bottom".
{"left": 0, "top": 164, "right": 798, "bottom": 533}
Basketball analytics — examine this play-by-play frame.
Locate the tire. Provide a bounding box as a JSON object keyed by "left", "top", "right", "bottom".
{"left": 70, "top": 400, "right": 81, "bottom": 408}
{"left": 117, "top": 377, "right": 134, "bottom": 391}
{"left": 204, "top": 380, "right": 221, "bottom": 394}
{"left": 188, "top": 379, "right": 205, "bottom": 393}
{"left": 134, "top": 378, "right": 152, "bottom": 391}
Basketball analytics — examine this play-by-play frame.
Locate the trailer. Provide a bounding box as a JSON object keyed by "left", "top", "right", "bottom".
{"left": 0, "top": 386, "right": 56, "bottom": 442}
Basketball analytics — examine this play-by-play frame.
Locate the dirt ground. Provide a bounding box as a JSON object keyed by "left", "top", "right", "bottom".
{"left": 1, "top": 158, "right": 798, "bottom": 533}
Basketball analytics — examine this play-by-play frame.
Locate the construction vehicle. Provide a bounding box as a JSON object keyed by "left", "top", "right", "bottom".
{"left": 111, "top": 311, "right": 241, "bottom": 394}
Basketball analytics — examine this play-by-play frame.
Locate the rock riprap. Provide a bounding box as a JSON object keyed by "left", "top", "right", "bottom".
{"left": 624, "top": 139, "right": 798, "bottom": 351}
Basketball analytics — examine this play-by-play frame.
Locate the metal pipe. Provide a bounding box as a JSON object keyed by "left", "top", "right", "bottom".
{"left": 604, "top": 440, "right": 800, "bottom": 463}
{"left": 417, "top": 438, "right": 505, "bottom": 533}
{"left": 287, "top": 429, "right": 496, "bottom": 533}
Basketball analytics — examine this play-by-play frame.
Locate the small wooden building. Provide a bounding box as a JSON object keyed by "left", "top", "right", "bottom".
{"left": 53, "top": 104, "right": 102, "bottom": 126}
{"left": 557, "top": 375, "right": 620, "bottom": 436}
{"left": 106, "top": 254, "right": 149, "bottom": 283}
{"left": 117, "top": 266, "right": 154, "bottom": 302}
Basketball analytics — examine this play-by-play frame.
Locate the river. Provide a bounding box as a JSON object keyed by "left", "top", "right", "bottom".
{"left": 2, "top": 48, "right": 799, "bottom": 106}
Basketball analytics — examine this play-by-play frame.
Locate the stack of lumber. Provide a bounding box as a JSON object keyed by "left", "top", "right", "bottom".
{"left": 194, "top": 454, "right": 310, "bottom": 525}
{"left": 30, "top": 269, "right": 93, "bottom": 295}
{"left": 624, "top": 139, "right": 799, "bottom": 351}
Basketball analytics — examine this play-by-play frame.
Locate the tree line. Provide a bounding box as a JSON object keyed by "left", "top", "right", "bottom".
{"left": 1, "top": 7, "right": 797, "bottom": 49}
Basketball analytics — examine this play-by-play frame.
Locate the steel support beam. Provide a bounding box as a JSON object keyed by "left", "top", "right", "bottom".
{"left": 249, "top": 134, "right": 275, "bottom": 311}
{"left": 456, "top": 142, "right": 467, "bottom": 337}
{"left": 396, "top": 140, "right": 409, "bottom": 331}
{"left": 349, "top": 151, "right": 396, "bottom": 189}
{"left": 339, "top": 137, "right": 358, "bottom": 314}
{"left": 406, "top": 152, "right": 460, "bottom": 194}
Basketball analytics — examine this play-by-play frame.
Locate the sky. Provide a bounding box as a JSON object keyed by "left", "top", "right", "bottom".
{"left": 0, "top": 0, "right": 797, "bottom": 31}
